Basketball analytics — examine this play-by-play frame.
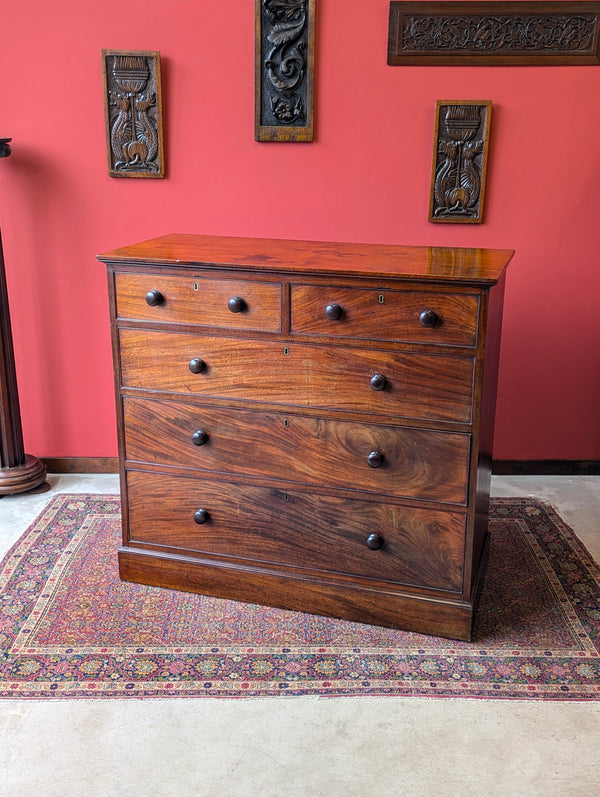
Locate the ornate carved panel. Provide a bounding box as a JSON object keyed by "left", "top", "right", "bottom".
{"left": 255, "top": 0, "right": 316, "bottom": 142}
{"left": 102, "top": 50, "right": 165, "bottom": 178}
{"left": 429, "top": 101, "right": 492, "bottom": 224}
{"left": 388, "top": 2, "right": 600, "bottom": 65}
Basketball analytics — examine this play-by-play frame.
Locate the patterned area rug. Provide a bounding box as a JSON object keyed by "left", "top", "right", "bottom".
{"left": 0, "top": 494, "right": 599, "bottom": 700}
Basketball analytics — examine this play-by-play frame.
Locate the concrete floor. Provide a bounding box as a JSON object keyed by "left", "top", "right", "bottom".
{"left": 0, "top": 474, "right": 599, "bottom": 796}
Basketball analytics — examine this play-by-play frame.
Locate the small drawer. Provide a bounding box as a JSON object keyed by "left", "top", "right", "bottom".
{"left": 291, "top": 285, "right": 479, "bottom": 346}
{"left": 126, "top": 470, "right": 466, "bottom": 593}
{"left": 119, "top": 329, "right": 475, "bottom": 424}
{"left": 115, "top": 272, "right": 282, "bottom": 332}
{"left": 123, "top": 398, "right": 470, "bottom": 504}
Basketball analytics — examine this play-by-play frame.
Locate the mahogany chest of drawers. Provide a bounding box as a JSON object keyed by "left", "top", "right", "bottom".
{"left": 98, "top": 234, "right": 513, "bottom": 640}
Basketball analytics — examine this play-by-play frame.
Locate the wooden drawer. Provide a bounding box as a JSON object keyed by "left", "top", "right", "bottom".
{"left": 123, "top": 398, "right": 470, "bottom": 504}
{"left": 126, "top": 470, "right": 466, "bottom": 592}
{"left": 291, "top": 285, "right": 479, "bottom": 346}
{"left": 115, "top": 272, "right": 282, "bottom": 331}
{"left": 119, "top": 329, "right": 475, "bottom": 424}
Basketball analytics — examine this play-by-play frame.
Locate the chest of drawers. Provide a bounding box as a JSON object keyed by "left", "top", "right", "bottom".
{"left": 98, "top": 234, "right": 513, "bottom": 640}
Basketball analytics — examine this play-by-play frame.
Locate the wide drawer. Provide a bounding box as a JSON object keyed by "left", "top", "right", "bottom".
{"left": 123, "top": 398, "right": 470, "bottom": 504}
{"left": 114, "top": 272, "right": 282, "bottom": 331}
{"left": 126, "top": 470, "right": 466, "bottom": 592}
{"left": 291, "top": 285, "right": 479, "bottom": 346}
{"left": 119, "top": 329, "right": 475, "bottom": 424}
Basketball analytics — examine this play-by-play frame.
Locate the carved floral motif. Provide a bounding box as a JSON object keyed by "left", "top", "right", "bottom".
{"left": 388, "top": 2, "right": 600, "bottom": 64}
{"left": 102, "top": 51, "right": 164, "bottom": 178}
{"left": 256, "top": 0, "right": 314, "bottom": 140}
{"left": 429, "top": 102, "right": 491, "bottom": 224}
{"left": 403, "top": 13, "right": 597, "bottom": 52}
{"left": 263, "top": 0, "right": 307, "bottom": 125}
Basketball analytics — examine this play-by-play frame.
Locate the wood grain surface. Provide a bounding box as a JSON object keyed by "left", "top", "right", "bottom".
{"left": 99, "top": 233, "right": 514, "bottom": 285}
{"left": 123, "top": 397, "right": 470, "bottom": 504}
{"left": 127, "top": 470, "right": 466, "bottom": 592}
{"left": 118, "top": 329, "right": 475, "bottom": 423}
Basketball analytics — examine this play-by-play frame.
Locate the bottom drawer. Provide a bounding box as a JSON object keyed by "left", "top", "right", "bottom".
{"left": 126, "top": 470, "right": 466, "bottom": 593}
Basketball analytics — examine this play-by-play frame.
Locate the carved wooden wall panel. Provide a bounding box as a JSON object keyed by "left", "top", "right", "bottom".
{"left": 429, "top": 101, "right": 492, "bottom": 224}
{"left": 388, "top": 2, "right": 600, "bottom": 65}
{"left": 102, "top": 50, "right": 165, "bottom": 178}
{"left": 255, "top": 0, "right": 316, "bottom": 142}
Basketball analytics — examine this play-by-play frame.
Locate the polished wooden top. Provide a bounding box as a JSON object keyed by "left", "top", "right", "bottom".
{"left": 98, "top": 233, "right": 513, "bottom": 285}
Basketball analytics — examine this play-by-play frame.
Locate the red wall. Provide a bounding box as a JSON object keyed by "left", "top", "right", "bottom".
{"left": 1, "top": 1, "right": 599, "bottom": 461}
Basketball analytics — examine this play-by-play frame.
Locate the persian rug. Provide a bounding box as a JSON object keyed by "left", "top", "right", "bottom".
{"left": 0, "top": 494, "right": 599, "bottom": 700}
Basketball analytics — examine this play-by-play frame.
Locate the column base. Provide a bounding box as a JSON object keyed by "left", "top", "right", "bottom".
{"left": 0, "top": 454, "right": 49, "bottom": 496}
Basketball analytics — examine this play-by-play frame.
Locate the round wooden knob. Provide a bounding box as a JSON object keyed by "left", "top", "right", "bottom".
{"left": 189, "top": 358, "right": 207, "bottom": 374}
{"left": 419, "top": 309, "right": 438, "bottom": 328}
{"left": 366, "top": 533, "right": 383, "bottom": 550}
{"left": 367, "top": 450, "right": 384, "bottom": 468}
{"left": 370, "top": 373, "right": 387, "bottom": 391}
{"left": 194, "top": 508, "right": 210, "bottom": 525}
{"left": 228, "top": 296, "right": 246, "bottom": 313}
{"left": 325, "top": 303, "right": 343, "bottom": 320}
{"left": 192, "top": 429, "right": 209, "bottom": 446}
{"left": 145, "top": 290, "right": 164, "bottom": 307}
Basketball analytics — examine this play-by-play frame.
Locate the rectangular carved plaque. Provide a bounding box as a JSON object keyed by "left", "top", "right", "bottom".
{"left": 429, "top": 101, "right": 492, "bottom": 224}
{"left": 255, "top": 0, "right": 316, "bottom": 142}
{"left": 388, "top": 2, "right": 600, "bottom": 65}
{"left": 102, "top": 50, "right": 165, "bottom": 177}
